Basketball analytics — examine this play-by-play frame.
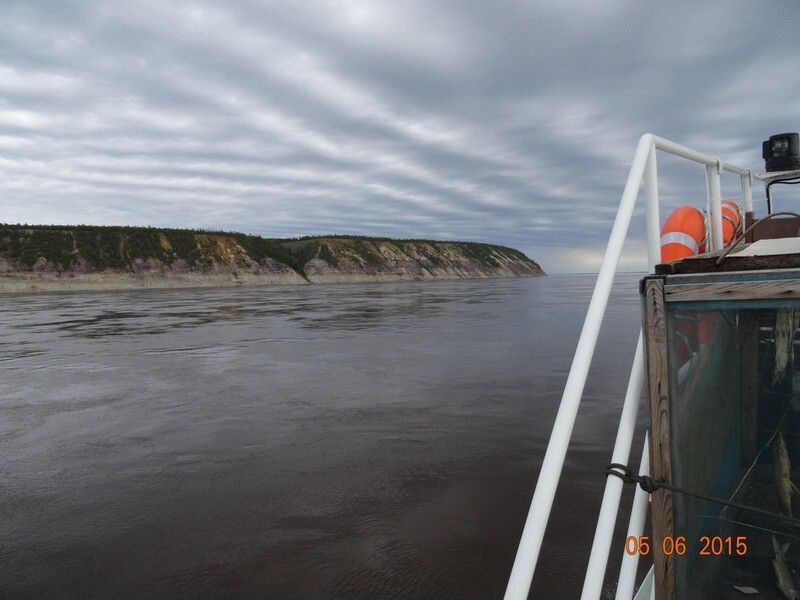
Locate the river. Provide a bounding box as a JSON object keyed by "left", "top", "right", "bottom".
{"left": 0, "top": 274, "right": 647, "bottom": 599}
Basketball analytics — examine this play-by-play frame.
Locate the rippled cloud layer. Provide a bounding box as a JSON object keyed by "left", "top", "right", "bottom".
{"left": 2, "top": 0, "right": 798, "bottom": 272}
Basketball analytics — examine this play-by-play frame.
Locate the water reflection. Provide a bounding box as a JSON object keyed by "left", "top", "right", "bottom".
{"left": 0, "top": 275, "right": 644, "bottom": 599}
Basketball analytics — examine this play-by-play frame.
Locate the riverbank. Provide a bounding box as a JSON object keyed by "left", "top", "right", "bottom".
{"left": 0, "top": 271, "right": 307, "bottom": 294}
{"left": 0, "top": 269, "right": 541, "bottom": 294}
{"left": 0, "top": 226, "right": 545, "bottom": 294}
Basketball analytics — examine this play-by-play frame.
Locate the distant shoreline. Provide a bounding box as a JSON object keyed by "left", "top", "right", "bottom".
{"left": 1, "top": 226, "right": 545, "bottom": 294}
{"left": 0, "top": 270, "right": 541, "bottom": 295}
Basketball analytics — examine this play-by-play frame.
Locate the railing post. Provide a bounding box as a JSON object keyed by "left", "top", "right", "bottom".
{"left": 741, "top": 170, "right": 753, "bottom": 215}
{"left": 580, "top": 143, "right": 659, "bottom": 599}
{"left": 580, "top": 333, "right": 645, "bottom": 599}
{"left": 706, "top": 159, "right": 723, "bottom": 251}
{"left": 615, "top": 438, "right": 651, "bottom": 599}
{"left": 644, "top": 143, "right": 661, "bottom": 266}
{"left": 503, "top": 134, "right": 654, "bottom": 600}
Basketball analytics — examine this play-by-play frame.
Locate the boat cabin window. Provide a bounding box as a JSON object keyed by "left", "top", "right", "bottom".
{"left": 663, "top": 299, "right": 800, "bottom": 599}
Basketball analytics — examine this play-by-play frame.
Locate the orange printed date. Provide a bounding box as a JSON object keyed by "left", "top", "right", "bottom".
{"left": 624, "top": 536, "right": 747, "bottom": 556}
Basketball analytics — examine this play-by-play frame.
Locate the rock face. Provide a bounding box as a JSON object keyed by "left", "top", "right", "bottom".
{"left": 299, "top": 238, "right": 544, "bottom": 283}
{"left": 0, "top": 226, "right": 545, "bottom": 293}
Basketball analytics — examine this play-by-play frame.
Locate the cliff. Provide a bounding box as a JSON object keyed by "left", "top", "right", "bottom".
{"left": 0, "top": 225, "right": 545, "bottom": 293}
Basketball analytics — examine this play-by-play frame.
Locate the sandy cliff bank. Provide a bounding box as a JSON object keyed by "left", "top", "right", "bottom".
{"left": 0, "top": 227, "right": 545, "bottom": 294}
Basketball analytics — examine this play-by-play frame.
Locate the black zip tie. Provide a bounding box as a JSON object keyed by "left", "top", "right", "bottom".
{"left": 606, "top": 463, "right": 800, "bottom": 529}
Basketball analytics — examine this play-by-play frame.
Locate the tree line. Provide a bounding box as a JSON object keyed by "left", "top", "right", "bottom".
{"left": 0, "top": 224, "right": 539, "bottom": 273}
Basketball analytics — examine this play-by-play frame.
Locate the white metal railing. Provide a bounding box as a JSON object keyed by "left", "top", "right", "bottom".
{"left": 504, "top": 134, "right": 754, "bottom": 599}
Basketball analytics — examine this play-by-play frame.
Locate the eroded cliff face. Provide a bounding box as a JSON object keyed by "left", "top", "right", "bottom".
{"left": 0, "top": 226, "right": 544, "bottom": 293}
{"left": 299, "top": 238, "right": 544, "bottom": 283}
{"left": 0, "top": 231, "right": 307, "bottom": 292}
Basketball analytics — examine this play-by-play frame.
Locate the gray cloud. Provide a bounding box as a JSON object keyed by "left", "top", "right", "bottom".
{"left": 1, "top": 0, "right": 799, "bottom": 273}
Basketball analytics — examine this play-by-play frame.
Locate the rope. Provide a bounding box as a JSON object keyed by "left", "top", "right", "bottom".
{"left": 605, "top": 463, "right": 800, "bottom": 529}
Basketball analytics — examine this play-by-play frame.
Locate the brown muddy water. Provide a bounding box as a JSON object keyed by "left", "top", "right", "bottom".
{"left": 0, "top": 274, "right": 647, "bottom": 599}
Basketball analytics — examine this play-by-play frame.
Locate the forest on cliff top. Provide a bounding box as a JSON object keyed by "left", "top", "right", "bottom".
{"left": 0, "top": 224, "right": 541, "bottom": 277}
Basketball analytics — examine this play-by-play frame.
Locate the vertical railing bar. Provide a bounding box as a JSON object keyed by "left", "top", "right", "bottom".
{"left": 580, "top": 145, "right": 660, "bottom": 599}
{"left": 706, "top": 159, "right": 723, "bottom": 252}
{"left": 644, "top": 144, "right": 661, "bottom": 266}
{"left": 741, "top": 171, "right": 753, "bottom": 215}
{"left": 615, "top": 438, "right": 651, "bottom": 599}
{"left": 503, "top": 133, "right": 655, "bottom": 600}
{"left": 580, "top": 333, "right": 645, "bottom": 598}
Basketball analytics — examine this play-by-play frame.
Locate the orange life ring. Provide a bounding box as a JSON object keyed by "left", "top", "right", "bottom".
{"left": 673, "top": 312, "right": 698, "bottom": 367}
{"left": 660, "top": 206, "right": 712, "bottom": 371}
{"left": 696, "top": 311, "right": 715, "bottom": 346}
{"left": 660, "top": 206, "right": 706, "bottom": 262}
{"left": 720, "top": 200, "right": 742, "bottom": 245}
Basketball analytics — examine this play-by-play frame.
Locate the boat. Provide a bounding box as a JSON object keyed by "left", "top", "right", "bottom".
{"left": 503, "top": 132, "right": 800, "bottom": 598}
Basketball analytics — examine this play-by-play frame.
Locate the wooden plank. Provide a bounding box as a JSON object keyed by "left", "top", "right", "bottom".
{"left": 664, "top": 279, "right": 800, "bottom": 302}
{"left": 656, "top": 253, "right": 800, "bottom": 275}
{"left": 739, "top": 310, "right": 758, "bottom": 466}
{"left": 642, "top": 277, "right": 675, "bottom": 600}
{"left": 666, "top": 268, "right": 800, "bottom": 286}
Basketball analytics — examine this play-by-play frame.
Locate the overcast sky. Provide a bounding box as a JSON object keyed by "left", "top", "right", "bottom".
{"left": 2, "top": 1, "right": 799, "bottom": 273}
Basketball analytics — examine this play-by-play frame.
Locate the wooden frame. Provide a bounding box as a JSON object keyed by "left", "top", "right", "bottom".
{"left": 643, "top": 268, "right": 800, "bottom": 598}
{"left": 664, "top": 276, "right": 800, "bottom": 303}
{"left": 656, "top": 254, "right": 800, "bottom": 275}
{"left": 642, "top": 277, "right": 675, "bottom": 599}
